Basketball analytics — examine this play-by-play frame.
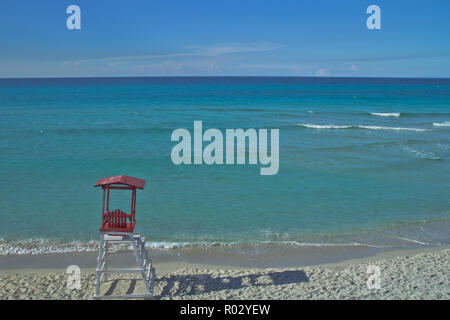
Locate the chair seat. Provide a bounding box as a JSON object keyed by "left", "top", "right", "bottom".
{"left": 99, "top": 221, "right": 135, "bottom": 232}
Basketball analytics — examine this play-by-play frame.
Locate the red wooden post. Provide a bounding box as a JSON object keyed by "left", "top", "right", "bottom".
{"left": 106, "top": 188, "right": 110, "bottom": 213}
{"left": 102, "top": 188, "right": 105, "bottom": 226}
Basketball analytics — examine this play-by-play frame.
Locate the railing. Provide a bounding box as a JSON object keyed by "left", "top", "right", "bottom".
{"left": 103, "top": 209, "right": 131, "bottom": 229}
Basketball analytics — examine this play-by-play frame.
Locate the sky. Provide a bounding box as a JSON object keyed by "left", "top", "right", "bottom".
{"left": 0, "top": 0, "right": 449, "bottom": 78}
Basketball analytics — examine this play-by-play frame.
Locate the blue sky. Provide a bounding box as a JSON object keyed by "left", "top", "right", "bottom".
{"left": 1, "top": 0, "right": 449, "bottom": 78}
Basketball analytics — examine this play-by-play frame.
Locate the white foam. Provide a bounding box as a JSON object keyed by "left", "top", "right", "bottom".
{"left": 297, "top": 124, "right": 352, "bottom": 129}
{"left": 370, "top": 112, "right": 401, "bottom": 117}
{"left": 297, "top": 124, "right": 428, "bottom": 132}
{"left": 388, "top": 236, "right": 432, "bottom": 245}
{"left": 433, "top": 121, "right": 450, "bottom": 127}
{"left": 0, "top": 237, "right": 398, "bottom": 255}
{"left": 358, "top": 125, "right": 428, "bottom": 132}
{"left": 144, "top": 241, "right": 221, "bottom": 249}
{"left": 256, "top": 240, "right": 395, "bottom": 249}
{"left": 403, "top": 147, "right": 441, "bottom": 160}
{"left": 0, "top": 239, "right": 98, "bottom": 255}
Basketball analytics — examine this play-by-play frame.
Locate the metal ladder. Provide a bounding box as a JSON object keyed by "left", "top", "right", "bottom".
{"left": 94, "top": 231, "right": 156, "bottom": 299}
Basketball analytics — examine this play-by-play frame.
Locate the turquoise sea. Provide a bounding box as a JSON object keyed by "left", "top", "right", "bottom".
{"left": 0, "top": 77, "right": 449, "bottom": 253}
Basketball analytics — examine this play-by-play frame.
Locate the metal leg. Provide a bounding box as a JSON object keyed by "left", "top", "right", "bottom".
{"left": 131, "top": 234, "right": 152, "bottom": 295}
{"left": 94, "top": 232, "right": 104, "bottom": 297}
{"left": 93, "top": 231, "right": 155, "bottom": 299}
{"left": 103, "top": 241, "right": 108, "bottom": 282}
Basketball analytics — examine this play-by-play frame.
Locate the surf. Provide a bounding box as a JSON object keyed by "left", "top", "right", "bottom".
{"left": 433, "top": 121, "right": 450, "bottom": 127}
{"left": 296, "top": 124, "right": 429, "bottom": 132}
{"left": 370, "top": 112, "right": 401, "bottom": 117}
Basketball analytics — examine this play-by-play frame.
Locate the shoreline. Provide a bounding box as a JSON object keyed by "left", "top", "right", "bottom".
{"left": 2, "top": 214, "right": 449, "bottom": 256}
{"left": 1, "top": 243, "right": 448, "bottom": 274}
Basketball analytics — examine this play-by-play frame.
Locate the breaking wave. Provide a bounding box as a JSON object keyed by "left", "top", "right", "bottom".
{"left": 297, "top": 124, "right": 429, "bottom": 132}
{"left": 433, "top": 121, "right": 450, "bottom": 127}
{"left": 370, "top": 112, "right": 401, "bottom": 117}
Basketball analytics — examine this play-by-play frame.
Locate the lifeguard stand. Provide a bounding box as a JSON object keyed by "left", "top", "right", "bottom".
{"left": 93, "top": 175, "right": 155, "bottom": 299}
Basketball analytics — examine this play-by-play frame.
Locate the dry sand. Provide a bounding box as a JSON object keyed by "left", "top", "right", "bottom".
{"left": 0, "top": 247, "right": 448, "bottom": 300}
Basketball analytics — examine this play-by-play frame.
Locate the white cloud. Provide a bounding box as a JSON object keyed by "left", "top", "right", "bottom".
{"left": 315, "top": 68, "right": 330, "bottom": 76}
{"left": 61, "top": 42, "right": 282, "bottom": 66}
{"left": 186, "top": 42, "right": 282, "bottom": 57}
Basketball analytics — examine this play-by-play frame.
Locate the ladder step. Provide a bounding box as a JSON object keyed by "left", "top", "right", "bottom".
{"left": 96, "top": 269, "right": 144, "bottom": 274}
{"left": 104, "top": 235, "right": 124, "bottom": 241}
{"left": 103, "top": 240, "right": 132, "bottom": 244}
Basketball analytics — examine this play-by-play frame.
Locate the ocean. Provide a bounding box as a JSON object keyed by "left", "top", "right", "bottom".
{"left": 0, "top": 77, "right": 449, "bottom": 255}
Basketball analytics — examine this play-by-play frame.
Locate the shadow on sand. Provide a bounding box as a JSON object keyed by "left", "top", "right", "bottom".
{"left": 156, "top": 270, "right": 309, "bottom": 299}
{"left": 103, "top": 278, "right": 138, "bottom": 297}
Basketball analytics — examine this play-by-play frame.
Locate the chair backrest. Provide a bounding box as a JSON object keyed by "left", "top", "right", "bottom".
{"left": 106, "top": 209, "right": 129, "bottom": 228}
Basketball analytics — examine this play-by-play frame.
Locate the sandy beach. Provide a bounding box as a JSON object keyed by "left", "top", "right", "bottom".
{"left": 0, "top": 246, "right": 448, "bottom": 300}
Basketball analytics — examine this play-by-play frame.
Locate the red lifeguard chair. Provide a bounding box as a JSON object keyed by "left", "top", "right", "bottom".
{"left": 93, "top": 175, "right": 155, "bottom": 299}
{"left": 95, "top": 175, "right": 145, "bottom": 233}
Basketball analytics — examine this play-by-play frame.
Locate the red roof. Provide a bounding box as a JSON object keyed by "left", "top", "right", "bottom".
{"left": 94, "top": 175, "right": 146, "bottom": 190}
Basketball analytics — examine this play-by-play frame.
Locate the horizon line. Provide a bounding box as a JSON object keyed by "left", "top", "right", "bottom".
{"left": 1, "top": 75, "right": 450, "bottom": 80}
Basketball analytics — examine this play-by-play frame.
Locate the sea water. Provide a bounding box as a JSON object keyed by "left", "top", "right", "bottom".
{"left": 0, "top": 77, "right": 449, "bottom": 254}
